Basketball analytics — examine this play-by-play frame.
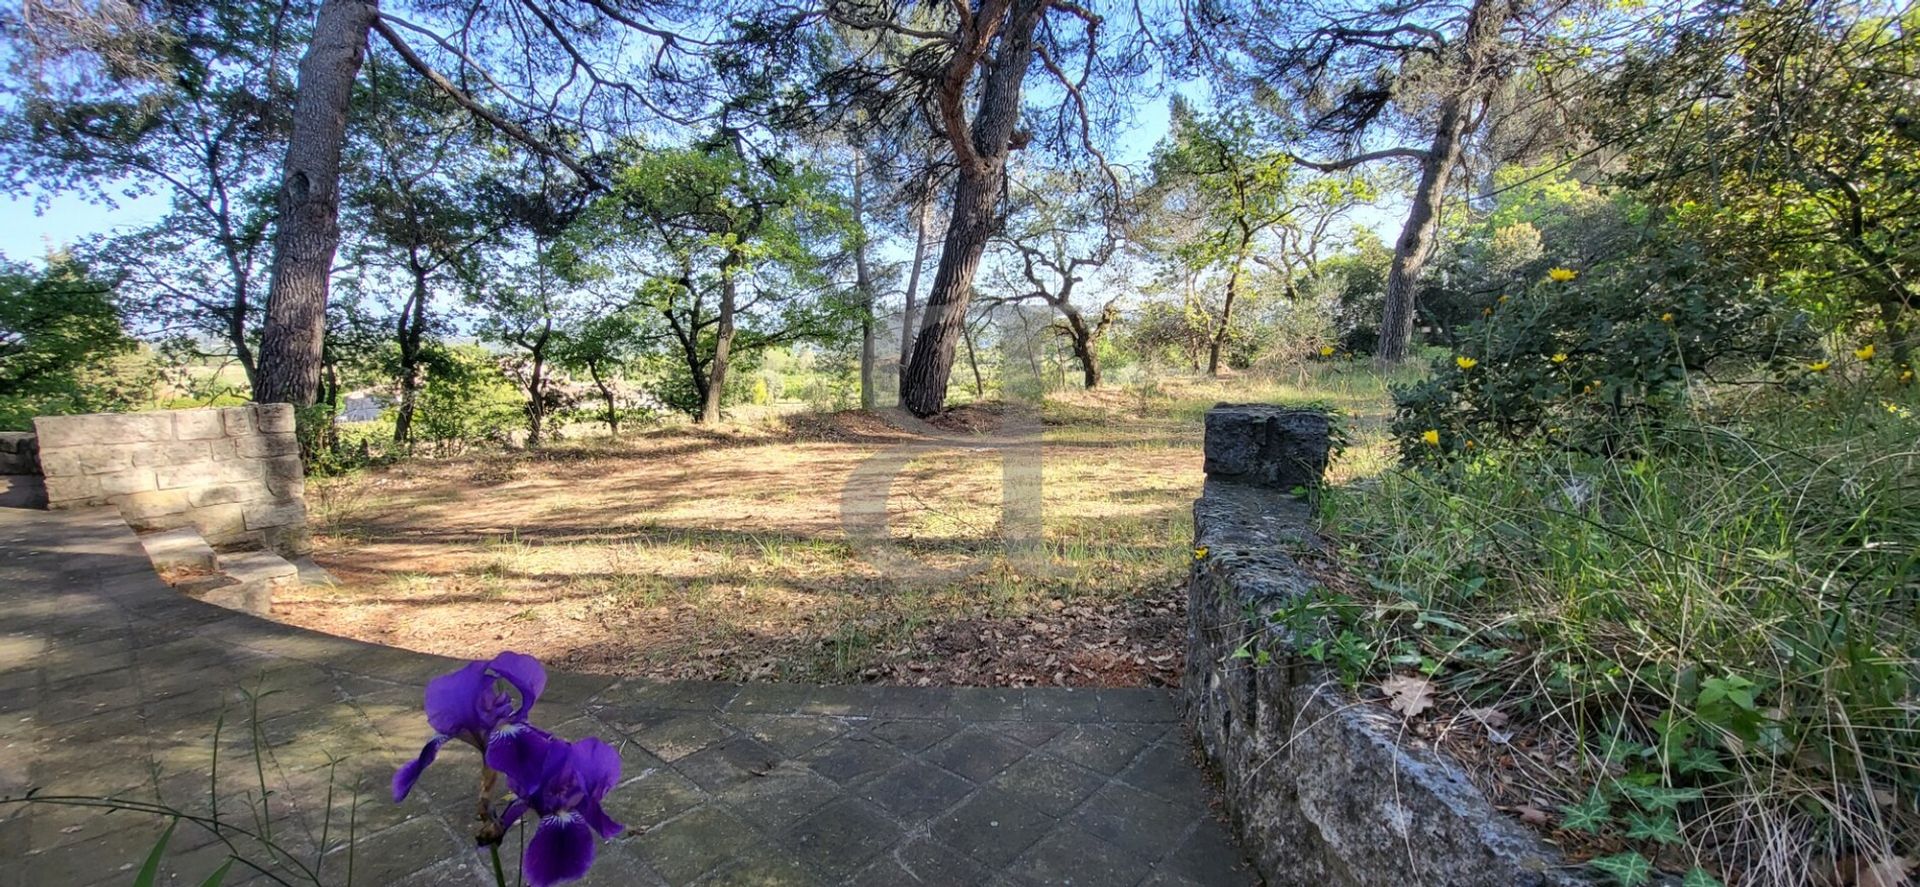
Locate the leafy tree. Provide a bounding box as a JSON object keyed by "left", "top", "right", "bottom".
{"left": 2, "top": 2, "right": 300, "bottom": 384}
{"left": 1597, "top": 0, "right": 1919, "bottom": 366}
{"left": 566, "top": 142, "right": 855, "bottom": 422}
{"left": 1139, "top": 102, "right": 1367, "bottom": 374}
{"left": 339, "top": 52, "right": 503, "bottom": 446}
{"left": 552, "top": 310, "right": 654, "bottom": 435}
{"left": 0, "top": 257, "right": 142, "bottom": 429}
{"left": 983, "top": 167, "right": 1125, "bottom": 388}
{"left": 1200, "top": 0, "right": 1576, "bottom": 362}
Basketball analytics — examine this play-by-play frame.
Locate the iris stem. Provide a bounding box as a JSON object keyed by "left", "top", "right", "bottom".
{"left": 489, "top": 843, "right": 507, "bottom": 887}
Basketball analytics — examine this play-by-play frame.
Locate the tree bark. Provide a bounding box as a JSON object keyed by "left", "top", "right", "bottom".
{"left": 523, "top": 328, "right": 550, "bottom": 446}
{"left": 1207, "top": 244, "right": 1249, "bottom": 376}
{"left": 896, "top": 177, "right": 932, "bottom": 397}
{"left": 852, "top": 155, "right": 878, "bottom": 410}
{"left": 699, "top": 250, "right": 740, "bottom": 424}
{"left": 393, "top": 261, "right": 428, "bottom": 445}
{"left": 899, "top": 0, "right": 1048, "bottom": 417}
{"left": 961, "top": 315, "right": 985, "bottom": 397}
{"left": 254, "top": 0, "right": 378, "bottom": 406}
{"left": 588, "top": 362, "right": 618, "bottom": 435}
{"left": 1375, "top": 0, "right": 1510, "bottom": 363}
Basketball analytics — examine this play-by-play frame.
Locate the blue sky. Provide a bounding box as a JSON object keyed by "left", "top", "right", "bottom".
{"left": 1, "top": 190, "right": 168, "bottom": 261}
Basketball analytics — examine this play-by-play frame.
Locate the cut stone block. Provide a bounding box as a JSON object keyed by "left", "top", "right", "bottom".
{"left": 255, "top": 403, "right": 297, "bottom": 434}
{"left": 172, "top": 409, "right": 226, "bottom": 440}
{"left": 1202, "top": 403, "right": 1333, "bottom": 490}
{"left": 209, "top": 549, "right": 298, "bottom": 616}
{"left": 139, "top": 527, "right": 217, "bottom": 573}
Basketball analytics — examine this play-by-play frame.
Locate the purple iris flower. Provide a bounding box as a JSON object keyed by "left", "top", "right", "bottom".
{"left": 391, "top": 651, "right": 547, "bottom": 803}
{"left": 486, "top": 726, "right": 625, "bottom": 887}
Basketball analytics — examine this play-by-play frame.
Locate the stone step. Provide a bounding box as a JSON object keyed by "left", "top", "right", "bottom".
{"left": 194, "top": 549, "right": 298, "bottom": 617}
{"left": 139, "top": 526, "right": 218, "bottom": 573}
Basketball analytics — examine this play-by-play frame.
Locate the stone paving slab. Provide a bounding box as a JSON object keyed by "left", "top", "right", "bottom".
{"left": 0, "top": 504, "right": 1261, "bottom": 886}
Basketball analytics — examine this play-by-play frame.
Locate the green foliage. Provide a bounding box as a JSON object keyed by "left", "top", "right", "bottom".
{"left": 1389, "top": 222, "right": 1818, "bottom": 460}
{"left": 1589, "top": 852, "right": 1654, "bottom": 887}
{"left": 1318, "top": 384, "right": 1920, "bottom": 881}
{"left": 564, "top": 141, "right": 858, "bottom": 418}
{"left": 0, "top": 257, "right": 148, "bottom": 429}
{"left": 1600, "top": 2, "right": 1920, "bottom": 356}
{"left": 411, "top": 345, "right": 524, "bottom": 452}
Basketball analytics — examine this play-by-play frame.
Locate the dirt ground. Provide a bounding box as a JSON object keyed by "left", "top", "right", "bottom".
{"left": 285, "top": 391, "right": 1210, "bottom": 686}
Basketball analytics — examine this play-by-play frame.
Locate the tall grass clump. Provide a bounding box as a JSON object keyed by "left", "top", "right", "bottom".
{"left": 1316, "top": 387, "right": 1918, "bottom": 886}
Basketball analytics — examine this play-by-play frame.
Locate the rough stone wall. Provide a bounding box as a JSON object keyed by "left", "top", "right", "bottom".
{"left": 33, "top": 405, "right": 310, "bottom": 557}
{"left": 1186, "top": 405, "right": 1589, "bottom": 887}
{"left": 0, "top": 432, "right": 38, "bottom": 474}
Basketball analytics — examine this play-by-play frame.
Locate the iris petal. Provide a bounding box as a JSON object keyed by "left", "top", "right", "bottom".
{"left": 487, "top": 651, "right": 547, "bottom": 720}
{"left": 570, "top": 737, "right": 622, "bottom": 797}
{"left": 422, "top": 661, "right": 494, "bottom": 741}
{"left": 486, "top": 724, "right": 562, "bottom": 797}
{"left": 579, "top": 797, "right": 624, "bottom": 839}
{"left": 499, "top": 798, "right": 530, "bottom": 831}
{"left": 524, "top": 813, "right": 596, "bottom": 887}
{"left": 391, "top": 735, "right": 448, "bottom": 802}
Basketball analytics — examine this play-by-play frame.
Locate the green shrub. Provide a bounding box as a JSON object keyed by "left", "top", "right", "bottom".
{"left": 1390, "top": 236, "right": 1819, "bottom": 461}
{"left": 412, "top": 346, "right": 523, "bottom": 451}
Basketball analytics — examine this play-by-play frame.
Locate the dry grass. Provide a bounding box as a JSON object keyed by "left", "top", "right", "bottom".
{"left": 284, "top": 367, "right": 1403, "bottom": 686}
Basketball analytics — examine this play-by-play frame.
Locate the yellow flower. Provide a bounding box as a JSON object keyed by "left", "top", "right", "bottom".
{"left": 1854, "top": 343, "right": 1875, "bottom": 361}
{"left": 1192, "top": 546, "right": 1208, "bottom": 561}
{"left": 1319, "top": 345, "right": 1336, "bottom": 357}
{"left": 1421, "top": 429, "right": 1441, "bottom": 446}
{"left": 1497, "top": 295, "right": 1509, "bottom": 304}
{"left": 1884, "top": 401, "right": 1911, "bottom": 418}
{"left": 1551, "top": 352, "right": 1569, "bottom": 364}
{"left": 1808, "top": 360, "right": 1831, "bottom": 373}
{"left": 1481, "top": 307, "right": 1493, "bottom": 317}
{"left": 1455, "top": 355, "right": 1479, "bottom": 370}
{"left": 1464, "top": 439, "right": 1476, "bottom": 449}
{"left": 1660, "top": 312, "right": 1674, "bottom": 323}
{"left": 1547, "top": 267, "right": 1578, "bottom": 282}
{"left": 1903, "top": 369, "right": 1915, "bottom": 382}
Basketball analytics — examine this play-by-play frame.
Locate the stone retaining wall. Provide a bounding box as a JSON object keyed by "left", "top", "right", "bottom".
{"left": 1185, "top": 404, "right": 1588, "bottom": 886}
{"left": 33, "top": 405, "right": 310, "bottom": 556}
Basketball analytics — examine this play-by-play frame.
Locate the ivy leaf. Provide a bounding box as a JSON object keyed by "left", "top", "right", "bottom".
{"left": 1670, "top": 745, "right": 1728, "bottom": 775}
{"left": 1560, "top": 786, "right": 1612, "bottom": 834}
{"left": 1680, "top": 867, "right": 1724, "bottom": 887}
{"left": 1624, "top": 810, "right": 1682, "bottom": 846}
{"left": 1590, "top": 852, "right": 1654, "bottom": 887}
{"left": 1619, "top": 783, "right": 1703, "bottom": 812}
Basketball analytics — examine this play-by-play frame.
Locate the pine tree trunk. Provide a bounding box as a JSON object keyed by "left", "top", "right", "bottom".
{"left": 392, "top": 268, "right": 427, "bottom": 445}
{"left": 253, "top": 0, "right": 377, "bottom": 406}
{"left": 852, "top": 155, "right": 878, "bottom": 410}
{"left": 897, "top": 180, "right": 932, "bottom": 397}
{"left": 898, "top": 0, "right": 1047, "bottom": 417}
{"left": 699, "top": 251, "right": 740, "bottom": 424}
{"left": 1375, "top": 0, "right": 1510, "bottom": 364}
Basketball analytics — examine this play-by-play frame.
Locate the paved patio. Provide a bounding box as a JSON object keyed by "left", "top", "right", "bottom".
{"left": 0, "top": 499, "right": 1258, "bottom": 885}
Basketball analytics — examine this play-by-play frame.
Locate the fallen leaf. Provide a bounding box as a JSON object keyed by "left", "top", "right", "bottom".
{"left": 1381, "top": 675, "right": 1436, "bottom": 718}
{"left": 1512, "top": 806, "right": 1551, "bottom": 826}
